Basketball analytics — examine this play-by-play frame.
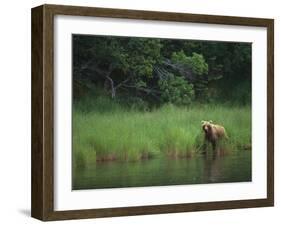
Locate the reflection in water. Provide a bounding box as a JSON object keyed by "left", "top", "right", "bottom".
{"left": 203, "top": 151, "right": 224, "bottom": 183}
{"left": 73, "top": 151, "right": 251, "bottom": 190}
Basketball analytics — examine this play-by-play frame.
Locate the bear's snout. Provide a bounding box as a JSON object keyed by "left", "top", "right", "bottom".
{"left": 202, "top": 125, "right": 209, "bottom": 133}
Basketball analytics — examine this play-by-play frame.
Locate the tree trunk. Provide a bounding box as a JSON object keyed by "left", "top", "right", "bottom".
{"left": 105, "top": 75, "right": 116, "bottom": 98}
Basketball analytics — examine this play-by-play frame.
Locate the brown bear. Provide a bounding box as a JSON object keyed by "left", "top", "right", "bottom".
{"left": 201, "top": 120, "right": 228, "bottom": 151}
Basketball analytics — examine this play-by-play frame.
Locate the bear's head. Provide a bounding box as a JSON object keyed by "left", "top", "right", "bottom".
{"left": 201, "top": 120, "right": 213, "bottom": 134}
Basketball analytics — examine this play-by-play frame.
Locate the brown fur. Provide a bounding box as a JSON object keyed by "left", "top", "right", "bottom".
{"left": 201, "top": 120, "right": 228, "bottom": 151}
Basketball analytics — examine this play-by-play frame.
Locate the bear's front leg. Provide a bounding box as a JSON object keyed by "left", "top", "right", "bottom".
{"left": 200, "top": 141, "right": 208, "bottom": 154}
{"left": 211, "top": 141, "right": 219, "bottom": 159}
{"left": 211, "top": 141, "right": 216, "bottom": 151}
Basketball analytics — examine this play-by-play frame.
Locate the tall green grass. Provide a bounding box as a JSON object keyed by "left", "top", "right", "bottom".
{"left": 73, "top": 97, "right": 251, "bottom": 169}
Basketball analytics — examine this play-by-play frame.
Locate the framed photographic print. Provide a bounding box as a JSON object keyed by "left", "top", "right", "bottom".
{"left": 31, "top": 4, "right": 274, "bottom": 221}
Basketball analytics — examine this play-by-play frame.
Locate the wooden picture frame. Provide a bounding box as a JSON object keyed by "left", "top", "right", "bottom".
{"left": 31, "top": 4, "right": 274, "bottom": 221}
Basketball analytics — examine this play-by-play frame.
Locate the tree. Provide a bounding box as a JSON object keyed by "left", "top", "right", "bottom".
{"left": 73, "top": 35, "right": 251, "bottom": 106}
{"left": 158, "top": 73, "right": 194, "bottom": 105}
{"left": 73, "top": 36, "right": 162, "bottom": 99}
{"left": 170, "top": 51, "right": 208, "bottom": 99}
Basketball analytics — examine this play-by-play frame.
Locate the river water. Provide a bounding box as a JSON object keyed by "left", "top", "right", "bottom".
{"left": 73, "top": 151, "right": 251, "bottom": 190}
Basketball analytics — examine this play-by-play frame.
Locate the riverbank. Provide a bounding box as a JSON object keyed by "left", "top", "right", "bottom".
{"left": 73, "top": 99, "right": 251, "bottom": 170}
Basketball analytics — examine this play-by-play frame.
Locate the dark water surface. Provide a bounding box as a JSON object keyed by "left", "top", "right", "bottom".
{"left": 73, "top": 151, "right": 251, "bottom": 190}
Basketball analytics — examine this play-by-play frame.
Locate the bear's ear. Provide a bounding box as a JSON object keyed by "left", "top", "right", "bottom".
{"left": 201, "top": 120, "right": 206, "bottom": 124}
{"left": 209, "top": 120, "right": 213, "bottom": 123}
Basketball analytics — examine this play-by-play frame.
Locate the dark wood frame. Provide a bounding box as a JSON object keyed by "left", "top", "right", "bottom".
{"left": 31, "top": 4, "right": 274, "bottom": 221}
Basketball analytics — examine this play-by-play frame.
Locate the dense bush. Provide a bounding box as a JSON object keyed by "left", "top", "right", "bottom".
{"left": 171, "top": 51, "right": 208, "bottom": 76}
{"left": 158, "top": 73, "right": 194, "bottom": 105}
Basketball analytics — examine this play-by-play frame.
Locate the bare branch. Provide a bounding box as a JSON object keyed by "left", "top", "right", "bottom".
{"left": 123, "top": 84, "right": 161, "bottom": 94}
{"left": 115, "top": 76, "right": 132, "bottom": 90}
{"left": 162, "top": 59, "right": 194, "bottom": 81}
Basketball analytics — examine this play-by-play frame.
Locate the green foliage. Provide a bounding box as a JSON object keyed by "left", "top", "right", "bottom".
{"left": 73, "top": 36, "right": 162, "bottom": 77}
{"left": 126, "top": 38, "right": 162, "bottom": 78}
{"left": 171, "top": 51, "right": 209, "bottom": 100}
{"left": 229, "top": 81, "right": 252, "bottom": 105}
{"left": 73, "top": 35, "right": 251, "bottom": 106}
{"left": 158, "top": 73, "right": 194, "bottom": 105}
{"left": 171, "top": 51, "right": 208, "bottom": 75}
